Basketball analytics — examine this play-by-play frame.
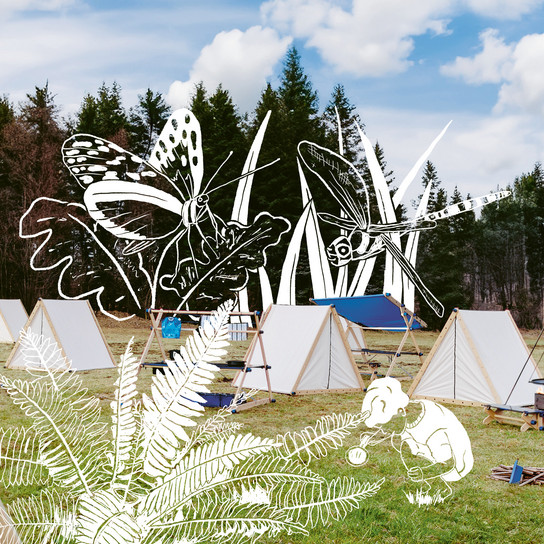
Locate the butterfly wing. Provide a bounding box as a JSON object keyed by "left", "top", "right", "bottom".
{"left": 62, "top": 134, "right": 185, "bottom": 241}
{"left": 298, "top": 141, "right": 369, "bottom": 230}
{"left": 148, "top": 108, "right": 204, "bottom": 199}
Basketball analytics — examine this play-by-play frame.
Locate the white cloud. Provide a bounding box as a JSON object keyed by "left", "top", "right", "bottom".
{"left": 440, "top": 29, "right": 514, "bottom": 84}
{"left": 0, "top": 0, "right": 78, "bottom": 18}
{"left": 261, "top": 0, "right": 453, "bottom": 77}
{"left": 358, "top": 107, "right": 544, "bottom": 206}
{"left": 166, "top": 26, "right": 291, "bottom": 112}
{"left": 441, "top": 29, "right": 544, "bottom": 116}
{"left": 462, "top": 0, "right": 544, "bottom": 19}
{"left": 495, "top": 33, "right": 544, "bottom": 115}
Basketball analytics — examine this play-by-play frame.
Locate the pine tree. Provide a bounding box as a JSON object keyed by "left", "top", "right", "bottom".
{"left": 205, "top": 84, "right": 247, "bottom": 221}
{"left": 129, "top": 89, "right": 171, "bottom": 158}
{"left": 323, "top": 84, "right": 364, "bottom": 166}
{"left": 75, "top": 82, "right": 129, "bottom": 146}
{"left": 0, "top": 85, "right": 65, "bottom": 306}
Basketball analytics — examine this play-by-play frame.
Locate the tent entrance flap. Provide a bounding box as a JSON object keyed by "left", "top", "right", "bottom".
{"left": 409, "top": 309, "right": 543, "bottom": 406}
{"left": 234, "top": 304, "right": 364, "bottom": 395}
{"left": 6, "top": 299, "right": 114, "bottom": 371}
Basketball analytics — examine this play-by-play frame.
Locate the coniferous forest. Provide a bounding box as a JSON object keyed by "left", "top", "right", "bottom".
{"left": 1, "top": 47, "right": 543, "bottom": 330}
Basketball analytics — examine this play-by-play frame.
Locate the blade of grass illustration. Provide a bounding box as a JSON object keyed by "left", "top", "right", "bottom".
{"left": 403, "top": 181, "right": 433, "bottom": 310}
{"left": 357, "top": 123, "right": 403, "bottom": 300}
{"left": 231, "top": 111, "right": 273, "bottom": 312}
{"left": 393, "top": 121, "right": 451, "bottom": 208}
{"left": 277, "top": 201, "right": 312, "bottom": 304}
{"left": 299, "top": 158, "right": 334, "bottom": 298}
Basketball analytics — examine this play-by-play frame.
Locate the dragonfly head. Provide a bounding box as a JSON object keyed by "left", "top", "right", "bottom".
{"left": 327, "top": 230, "right": 371, "bottom": 267}
{"left": 196, "top": 194, "right": 209, "bottom": 206}
{"left": 327, "top": 235, "right": 353, "bottom": 267}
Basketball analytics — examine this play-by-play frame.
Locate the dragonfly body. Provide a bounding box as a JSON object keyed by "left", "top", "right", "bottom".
{"left": 298, "top": 140, "right": 511, "bottom": 317}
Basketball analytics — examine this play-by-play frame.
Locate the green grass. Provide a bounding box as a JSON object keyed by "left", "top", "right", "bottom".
{"left": 1, "top": 321, "right": 544, "bottom": 543}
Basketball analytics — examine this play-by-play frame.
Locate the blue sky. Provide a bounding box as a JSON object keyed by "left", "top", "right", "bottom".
{"left": 2, "top": 0, "right": 544, "bottom": 204}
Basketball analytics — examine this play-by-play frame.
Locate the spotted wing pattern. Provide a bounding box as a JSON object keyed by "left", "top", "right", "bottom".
{"left": 62, "top": 134, "right": 185, "bottom": 243}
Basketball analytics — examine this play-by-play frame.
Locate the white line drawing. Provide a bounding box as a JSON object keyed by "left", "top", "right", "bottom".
{"left": 294, "top": 135, "right": 510, "bottom": 316}
{"left": 347, "top": 377, "right": 473, "bottom": 506}
{"left": 0, "top": 301, "right": 384, "bottom": 543}
{"left": 20, "top": 109, "right": 290, "bottom": 319}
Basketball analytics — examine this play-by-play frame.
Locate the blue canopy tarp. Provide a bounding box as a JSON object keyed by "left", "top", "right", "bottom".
{"left": 311, "top": 294, "right": 425, "bottom": 330}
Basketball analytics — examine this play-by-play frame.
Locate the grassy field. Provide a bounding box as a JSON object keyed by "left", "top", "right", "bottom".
{"left": 1, "top": 317, "right": 544, "bottom": 543}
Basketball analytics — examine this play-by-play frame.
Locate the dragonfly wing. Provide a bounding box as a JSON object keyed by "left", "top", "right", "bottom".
{"left": 318, "top": 212, "right": 359, "bottom": 230}
{"left": 298, "top": 141, "right": 369, "bottom": 229}
{"left": 381, "top": 235, "right": 444, "bottom": 317}
{"left": 62, "top": 134, "right": 184, "bottom": 240}
{"left": 148, "top": 108, "right": 204, "bottom": 199}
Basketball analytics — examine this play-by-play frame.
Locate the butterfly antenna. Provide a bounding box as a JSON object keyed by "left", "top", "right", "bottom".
{"left": 206, "top": 158, "right": 281, "bottom": 195}
{"left": 202, "top": 151, "right": 234, "bottom": 194}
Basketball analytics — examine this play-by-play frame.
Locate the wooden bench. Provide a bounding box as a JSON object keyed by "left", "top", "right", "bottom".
{"left": 483, "top": 404, "right": 544, "bottom": 432}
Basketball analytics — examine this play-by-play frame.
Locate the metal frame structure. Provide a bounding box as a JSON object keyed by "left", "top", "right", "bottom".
{"left": 139, "top": 308, "right": 274, "bottom": 412}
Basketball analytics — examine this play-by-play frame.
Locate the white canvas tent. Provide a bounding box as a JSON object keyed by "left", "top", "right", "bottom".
{"left": 0, "top": 299, "right": 28, "bottom": 343}
{"left": 339, "top": 316, "right": 367, "bottom": 351}
{"left": 409, "top": 309, "right": 542, "bottom": 406}
{"left": 6, "top": 299, "right": 115, "bottom": 371}
{"left": 233, "top": 304, "right": 365, "bottom": 395}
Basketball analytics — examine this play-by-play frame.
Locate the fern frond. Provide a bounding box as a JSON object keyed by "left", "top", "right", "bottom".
{"left": 149, "top": 499, "right": 307, "bottom": 544}
{"left": 0, "top": 427, "right": 50, "bottom": 487}
{"left": 145, "top": 433, "right": 278, "bottom": 517}
{"left": 5, "top": 489, "right": 77, "bottom": 544}
{"left": 18, "top": 328, "right": 71, "bottom": 379}
{"left": 281, "top": 412, "right": 367, "bottom": 463}
{"left": 109, "top": 338, "right": 139, "bottom": 484}
{"left": 140, "top": 300, "right": 233, "bottom": 478}
{"left": 1, "top": 372, "right": 108, "bottom": 494}
{"left": 281, "top": 476, "right": 384, "bottom": 528}
{"left": 76, "top": 490, "right": 141, "bottom": 544}
{"left": 186, "top": 405, "right": 243, "bottom": 450}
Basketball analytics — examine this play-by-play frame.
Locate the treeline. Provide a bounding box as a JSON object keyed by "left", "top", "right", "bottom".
{"left": 0, "top": 47, "right": 543, "bottom": 328}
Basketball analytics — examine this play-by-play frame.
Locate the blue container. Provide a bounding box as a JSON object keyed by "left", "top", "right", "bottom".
{"left": 199, "top": 392, "right": 237, "bottom": 408}
{"left": 509, "top": 460, "right": 524, "bottom": 484}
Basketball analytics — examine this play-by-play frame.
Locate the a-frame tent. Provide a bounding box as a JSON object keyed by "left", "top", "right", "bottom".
{"left": 339, "top": 316, "right": 367, "bottom": 351}
{"left": 6, "top": 299, "right": 115, "bottom": 371}
{"left": 233, "top": 304, "right": 365, "bottom": 395}
{"left": 0, "top": 299, "right": 28, "bottom": 343}
{"left": 408, "top": 309, "right": 542, "bottom": 406}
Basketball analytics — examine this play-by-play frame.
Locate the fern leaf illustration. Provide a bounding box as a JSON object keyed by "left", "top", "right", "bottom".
{"left": 1, "top": 371, "right": 108, "bottom": 494}
{"left": 18, "top": 328, "right": 71, "bottom": 378}
{"left": 281, "top": 412, "right": 367, "bottom": 463}
{"left": 144, "top": 433, "right": 278, "bottom": 517}
{"left": 109, "top": 338, "right": 139, "bottom": 484}
{"left": 76, "top": 490, "right": 141, "bottom": 544}
{"left": 4, "top": 489, "right": 77, "bottom": 544}
{"left": 0, "top": 427, "right": 50, "bottom": 487}
{"left": 140, "top": 300, "right": 232, "bottom": 478}
{"left": 0, "top": 499, "right": 22, "bottom": 544}
{"left": 282, "top": 476, "right": 384, "bottom": 528}
{"left": 149, "top": 499, "right": 307, "bottom": 544}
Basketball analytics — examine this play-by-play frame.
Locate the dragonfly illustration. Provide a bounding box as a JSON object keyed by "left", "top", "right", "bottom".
{"left": 61, "top": 109, "right": 286, "bottom": 308}
{"left": 298, "top": 140, "right": 510, "bottom": 316}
